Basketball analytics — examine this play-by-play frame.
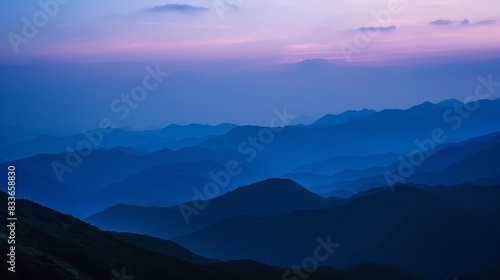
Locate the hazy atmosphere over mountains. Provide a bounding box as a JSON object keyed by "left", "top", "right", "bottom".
{"left": 2, "top": 0, "right": 500, "bottom": 279}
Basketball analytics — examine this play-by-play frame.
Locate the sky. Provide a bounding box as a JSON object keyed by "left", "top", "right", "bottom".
{"left": 1, "top": 0, "right": 500, "bottom": 129}
{"left": 1, "top": 0, "right": 500, "bottom": 63}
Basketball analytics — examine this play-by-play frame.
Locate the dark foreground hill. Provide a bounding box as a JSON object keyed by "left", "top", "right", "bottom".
{"left": 174, "top": 186, "right": 500, "bottom": 280}
{"left": 0, "top": 191, "right": 420, "bottom": 280}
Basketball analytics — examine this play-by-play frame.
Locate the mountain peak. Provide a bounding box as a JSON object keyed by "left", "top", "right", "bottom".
{"left": 414, "top": 101, "right": 440, "bottom": 109}
{"left": 232, "top": 178, "right": 308, "bottom": 192}
{"left": 312, "top": 109, "right": 376, "bottom": 127}
{"left": 217, "top": 178, "right": 325, "bottom": 205}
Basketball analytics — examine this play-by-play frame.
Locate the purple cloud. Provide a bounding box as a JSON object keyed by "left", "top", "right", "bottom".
{"left": 475, "top": 19, "right": 496, "bottom": 25}
{"left": 358, "top": 26, "right": 397, "bottom": 32}
{"left": 144, "top": 4, "right": 209, "bottom": 14}
{"left": 429, "top": 19, "right": 454, "bottom": 26}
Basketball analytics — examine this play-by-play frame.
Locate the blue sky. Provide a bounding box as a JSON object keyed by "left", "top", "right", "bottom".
{"left": 1, "top": 0, "right": 499, "bottom": 63}
{"left": 1, "top": 1, "right": 499, "bottom": 129}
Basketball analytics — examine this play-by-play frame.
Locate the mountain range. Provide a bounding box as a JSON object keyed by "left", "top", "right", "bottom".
{"left": 3, "top": 98, "right": 499, "bottom": 218}
{"left": 85, "top": 178, "right": 500, "bottom": 280}
{"left": 0, "top": 190, "right": 425, "bottom": 280}
{"left": 2, "top": 98, "right": 500, "bottom": 280}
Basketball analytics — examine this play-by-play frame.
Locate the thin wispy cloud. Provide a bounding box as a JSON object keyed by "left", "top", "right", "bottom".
{"left": 475, "top": 19, "right": 497, "bottom": 25}
{"left": 358, "top": 26, "right": 397, "bottom": 32}
{"left": 429, "top": 19, "right": 454, "bottom": 26}
{"left": 430, "top": 18, "right": 497, "bottom": 27}
{"left": 144, "top": 4, "right": 209, "bottom": 14}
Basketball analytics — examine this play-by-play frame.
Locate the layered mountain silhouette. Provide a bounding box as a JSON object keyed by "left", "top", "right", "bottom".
{"left": 311, "top": 109, "right": 377, "bottom": 127}
{"left": 200, "top": 99, "right": 500, "bottom": 174}
{"left": 291, "top": 152, "right": 398, "bottom": 176}
{"left": 0, "top": 191, "right": 420, "bottom": 280}
{"left": 309, "top": 131, "right": 500, "bottom": 194}
{"left": 172, "top": 185, "right": 500, "bottom": 280}
{"left": 86, "top": 178, "right": 342, "bottom": 238}
{"left": 2, "top": 101, "right": 499, "bottom": 216}
{"left": 1, "top": 147, "right": 259, "bottom": 217}
{"left": 0, "top": 123, "right": 236, "bottom": 160}
{"left": 2, "top": 98, "right": 500, "bottom": 280}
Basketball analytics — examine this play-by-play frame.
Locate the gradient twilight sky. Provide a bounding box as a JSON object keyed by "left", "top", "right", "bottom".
{"left": 1, "top": 1, "right": 500, "bottom": 129}
{"left": 1, "top": 0, "right": 500, "bottom": 63}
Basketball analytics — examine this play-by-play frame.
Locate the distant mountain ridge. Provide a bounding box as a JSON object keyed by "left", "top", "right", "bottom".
{"left": 0, "top": 190, "right": 420, "bottom": 280}
{"left": 173, "top": 185, "right": 500, "bottom": 280}
{"left": 0, "top": 123, "right": 236, "bottom": 160}
{"left": 3, "top": 100, "right": 500, "bottom": 217}
{"left": 312, "top": 109, "right": 376, "bottom": 127}
{"left": 86, "top": 178, "right": 342, "bottom": 239}
{"left": 200, "top": 99, "right": 500, "bottom": 174}
{"left": 304, "top": 131, "right": 500, "bottom": 195}
{"left": 0, "top": 147, "right": 257, "bottom": 217}
{"left": 86, "top": 178, "right": 500, "bottom": 279}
